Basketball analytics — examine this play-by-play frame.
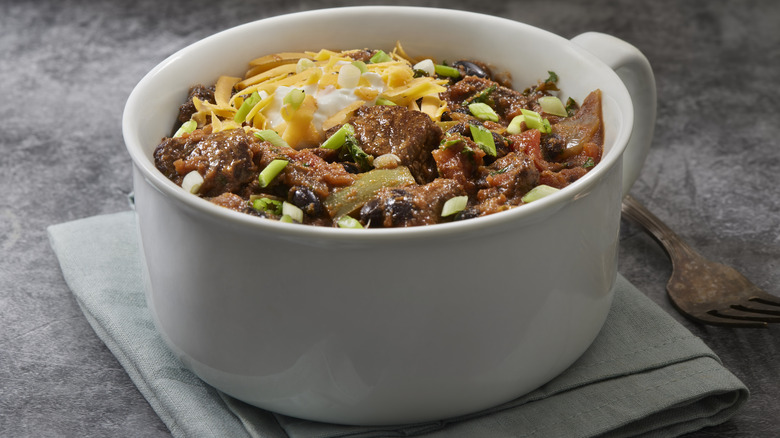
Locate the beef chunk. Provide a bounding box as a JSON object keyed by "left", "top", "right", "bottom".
{"left": 177, "top": 85, "right": 215, "bottom": 126}
{"left": 441, "top": 76, "right": 532, "bottom": 124}
{"left": 431, "top": 134, "right": 486, "bottom": 196}
{"left": 348, "top": 105, "right": 442, "bottom": 184}
{"left": 360, "top": 178, "right": 465, "bottom": 228}
{"left": 153, "top": 128, "right": 260, "bottom": 197}
{"left": 473, "top": 151, "right": 540, "bottom": 216}
{"left": 209, "top": 193, "right": 259, "bottom": 216}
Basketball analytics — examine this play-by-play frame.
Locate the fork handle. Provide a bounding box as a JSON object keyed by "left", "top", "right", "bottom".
{"left": 621, "top": 195, "right": 698, "bottom": 266}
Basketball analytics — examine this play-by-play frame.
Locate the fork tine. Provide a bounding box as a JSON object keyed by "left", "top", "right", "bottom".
{"left": 688, "top": 312, "right": 769, "bottom": 328}
{"left": 751, "top": 292, "right": 780, "bottom": 307}
{"left": 710, "top": 307, "right": 780, "bottom": 323}
{"left": 733, "top": 299, "right": 780, "bottom": 316}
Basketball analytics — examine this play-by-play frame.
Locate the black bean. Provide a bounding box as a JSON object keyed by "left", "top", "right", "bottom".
{"left": 360, "top": 198, "right": 384, "bottom": 227}
{"left": 452, "top": 61, "right": 489, "bottom": 79}
{"left": 290, "top": 186, "right": 323, "bottom": 216}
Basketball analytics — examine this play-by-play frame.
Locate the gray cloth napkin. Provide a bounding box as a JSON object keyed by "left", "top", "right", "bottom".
{"left": 48, "top": 211, "right": 748, "bottom": 438}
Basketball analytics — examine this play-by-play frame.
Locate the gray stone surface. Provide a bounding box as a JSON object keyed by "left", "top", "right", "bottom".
{"left": 1, "top": 0, "right": 778, "bottom": 436}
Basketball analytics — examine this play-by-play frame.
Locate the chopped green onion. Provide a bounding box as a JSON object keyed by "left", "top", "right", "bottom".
{"left": 255, "top": 129, "right": 290, "bottom": 148}
{"left": 234, "top": 92, "right": 262, "bottom": 123}
{"left": 279, "top": 215, "right": 294, "bottom": 223}
{"left": 521, "top": 185, "right": 560, "bottom": 203}
{"left": 320, "top": 123, "right": 355, "bottom": 149}
{"left": 469, "top": 124, "right": 497, "bottom": 156}
{"left": 520, "top": 109, "right": 551, "bottom": 134}
{"left": 296, "top": 58, "right": 315, "bottom": 73}
{"left": 258, "top": 159, "right": 288, "bottom": 187}
{"left": 283, "top": 89, "right": 305, "bottom": 110}
{"left": 338, "top": 63, "right": 362, "bottom": 88}
{"left": 441, "top": 195, "right": 468, "bottom": 217}
{"left": 538, "top": 96, "right": 568, "bottom": 117}
{"left": 375, "top": 97, "right": 396, "bottom": 106}
{"left": 435, "top": 64, "right": 461, "bottom": 78}
{"left": 173, "top": 120, "right": 197, "bottom": 138}
{"left": 282, "top": 201, "right": 304, "bottom": 223}
{"left": 337, "top": 215, "right": 364, "bottom": 229}
{"left": 413, "top": 59, "right": 435, "bottom": 77}
{"left": 468, "top": 103, "right": 499, "bottom": 122}
{"left": 352, "top": 61, "right": 368, "bottom": 73}
{"left": 369, "top": 50, "right": 392, "bottom": 63}
{"left": 181, "top": 170, "right": 203, "bottom": 194}
{"left": 506, "top": 115, "right": 526, "bottom": 135}
{"left": 251, "top": 197, "right": 283, "bottom": 215}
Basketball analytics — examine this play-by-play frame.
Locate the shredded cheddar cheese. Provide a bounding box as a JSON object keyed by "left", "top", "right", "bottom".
{"left": 185, "top": 43, "right": 451, "bottom": 149}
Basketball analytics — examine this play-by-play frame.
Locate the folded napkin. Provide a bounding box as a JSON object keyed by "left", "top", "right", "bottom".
{"left": 48, "top": 211, "right": 748, "bottom": 438}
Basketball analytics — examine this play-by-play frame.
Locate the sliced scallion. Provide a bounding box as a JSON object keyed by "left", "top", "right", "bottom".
{"left": 520, "top": 109, "right": 551, "bottom": 134}
{"left": 258, "top": 159, "right": 288, "bottom": 187}
{"left": 296, "top": 58, "right": 315, "bottom": 73}
{"left": 173, "top": 120, "right": 197, "bottom": 138}
{"left": 282, "top": 201, "right": 304, "bottom": 223}
{"left": 234, "top": 92, "right": 262, "bottom": 123}
{"left": 337, "top": 215, "right": 364, "bottom": 229}
{"left": 435, "top": 64, "right": 461, "bottom": 78}
{"left": 441, "top": 195, "right": 468, "bottom": 217}
{"left": 320, "top": 123, "right": 355, "bottom": 150}
{"left": 506, "top": 115, "right": 526, "bottom": 135}
{"left": 521, "top": 185, "right": 560, "bottom": 203}
{"left": 251, "top": 197, "right": 283, "bottom": 215}
{"left": 375, "top": 97, "right": 396, "bottom": 106}
{"left": 538, "top": 96, "right": 568, "bottom": 117}
{"left": 369, "top": 50, "right": 392, "bottom": 63}
{"left": 352, "top": 61, "right": 368, "bottom": 73}
{"left": 469, "top": 124, "right": 497, "bottom": 156}
{"left": 283, "top": 88, "right": 305, "bottom": 110}
{"left": 255, "top": 129, "right": 290, "bottom": 149}
{"left": 181, "top": 170, "right": 203, "bottom": 194}
{"left": 412, "top": 59, "right": 435, "bottom": 77}
{"left": 338, "top": 63, "right": 362, "bottom": 89}
{"left": 468, "top": 103, "right": 499, "bottom": 122}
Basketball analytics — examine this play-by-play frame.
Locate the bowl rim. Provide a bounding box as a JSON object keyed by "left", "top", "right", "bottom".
{"left": 122, "top": 5, "right": 634, "bottom": 242}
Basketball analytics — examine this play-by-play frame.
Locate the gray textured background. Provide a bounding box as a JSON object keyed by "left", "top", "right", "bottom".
{"left": 2, "top": 0, "right": 778, "bottom": 436}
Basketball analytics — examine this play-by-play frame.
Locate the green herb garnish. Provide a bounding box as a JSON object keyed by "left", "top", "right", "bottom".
{"left": 583, "top": 157, "right": 595, "bottom": 169}
{"left": 463, "top": 84, "right": 496, "bottom": 106}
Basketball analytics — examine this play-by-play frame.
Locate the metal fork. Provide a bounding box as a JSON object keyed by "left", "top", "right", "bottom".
{"left": 621, "top": 195, "right": 780, "bottom": 328}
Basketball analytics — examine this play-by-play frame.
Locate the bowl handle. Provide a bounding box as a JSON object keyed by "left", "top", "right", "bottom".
{"left": 571, "top": 32, "right": 657, "bottom": 197}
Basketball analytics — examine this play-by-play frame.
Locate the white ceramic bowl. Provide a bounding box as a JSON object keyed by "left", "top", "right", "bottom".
{"left": 123, "top": 6, "right": 655, "bottom": 425}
